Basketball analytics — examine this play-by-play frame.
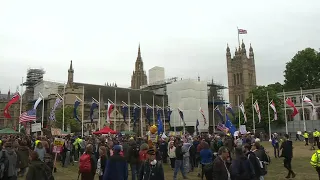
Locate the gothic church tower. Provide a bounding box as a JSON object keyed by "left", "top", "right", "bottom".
{"left": 227, "top": 40, "right": 256, "bottom": 106}
{"left": 131, "top": 44, "right": 148, "bottom": 89}
{"left": 67, "top": 60, "right": 74, "bottom": 88}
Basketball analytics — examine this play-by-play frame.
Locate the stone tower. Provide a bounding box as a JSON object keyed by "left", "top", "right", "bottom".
{"left": 131, "top": 44, "right": 148, "bottom": 89}
{"left": 226, "top": 40, "right": 256, "bottom": 106}
{"left": 67, "top": 60, "right": 74, "bottom": 87}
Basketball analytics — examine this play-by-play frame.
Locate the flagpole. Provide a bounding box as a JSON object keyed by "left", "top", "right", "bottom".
{"left": 19, "top": 77, "right": 23, "bottom": 132}
{"left": 128, "top": 92, "right": 131, "bottom": 131}
{"left": 114, "top": 90, "right": 117, "bottom": 131}
{"left": 98, "top": 88, "right": 101, "bottom": 130}
{"left": 162, "top": 96, "right": 165, "bottom": 133}
{"left": 152, "top": 95, "right": 155, "bottom": 125}
{"left": 267, "top": 91, "right": 271, "bottom": 141}
{"left": 252, "top": 93, "right": 255, "bottom": 134}
{"left": 237, "top": 26, "right": 240, "bottom": 47}
{"left": 212, "top": 96, "right": 215, "bottom": 133}
{"left": 140, "top": 94, "right": 143, "bottom": 137}
{"left": 57, "top": 93, "right": 64, "bottom": 131}
{"left": 174, "top": 109, "right": 176, "bottom": 134}
{"left": 301, "top": 87, "right": 306, "bottom": 131}
{"left": 39, "top": 92, "right": 44, "bottom": 136}
{"left": 283, "top": 89, "right": 288, "bottom": 134}
{"left": 238, "top": 95, "right": 240, "bottom": 128}
{"left": 81, "top": 86, "right": 85, "bottom": 137}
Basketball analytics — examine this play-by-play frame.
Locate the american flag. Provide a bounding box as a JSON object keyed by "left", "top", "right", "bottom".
{"left": 238, "top": 29, "right": 247, "bottom": 34}
{"left": 19, "top": 109, "right": 36, "bottom": 123}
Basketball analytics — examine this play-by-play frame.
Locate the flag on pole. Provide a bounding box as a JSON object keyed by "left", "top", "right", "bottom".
{"left": 178, "top": 108, "right": 186, "bottom": 126}
{"left": 214, "top": 106, "right": 224, "bottom": 122}
{"left": 33, "top": 96, "right": 43, "bottom": 109}
{"left": 239, "top": 102, "right": 247, "bottom": 122}
{"left": 146, "top": 104, "right": 152, "bottom": 125}
{"left": 226, "top": 104, "right": 235, "bottom": 118}
{"left": 121, "top": 103, "right": 128, "bottom": 124}
{"left": 107, "top": 101, "right": 114, "bottom": 124}
{"left": 269, "top": 100, "right": 277, "bottom": 121}
{"left": 89, "top": 99, "right": 99, "bottom": 123}
{"left": 238, "top": 29, "right": 247, "bottom": 34}
{"left": 217, "top": 123, "right": 228, "bottom": 133}
{"left": 303, "top": 96, "right": 316, "bottom": 116}
{"left": 49, "top": 97, "right": 62, "bottom": 121}
{"left": 196, "top": 119, "right": 199, "bottom": 133}
{"left": 3, "top": 92, "right": 20, "bottom": 119}
{"left": 225, "top": 114, "right": 237, "bottom": 135}
{"left": 199, "top": 107, "right": 207, "bottom": 125}
{"left": 253, "top": 100, "right": 261, "bottom": 123}
{"left": 133, "top": 104, "right": 140, "bottom": 127}
{"left": 286, "top": 98, "right": 299, "bottom": 117}
{"left": 157, "top": 108, "right": 163, "bottom": 135}
{"left": 73, "top": 99, "right": 81, "bottom": 122}
{"left": 167, "top": 106, "right": 172, "bottom": 127}
{"left": 19, "top": 109, "right": 36, "bottom": 123}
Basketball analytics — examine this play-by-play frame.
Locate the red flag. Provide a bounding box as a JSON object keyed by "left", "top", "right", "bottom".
{"left": 3, "top": 93, "right": 20, "bottom": 118}
{"left": 286, "top": 98, "right": 298, "bottom": 117}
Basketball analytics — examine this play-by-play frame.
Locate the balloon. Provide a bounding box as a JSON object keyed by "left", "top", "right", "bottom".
{"left": 149, "top": 125, "right": 157, "bottom": 134}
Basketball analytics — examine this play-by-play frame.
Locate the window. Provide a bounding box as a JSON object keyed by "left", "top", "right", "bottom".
{"left": 307, "top": 95, "right": 313, "bottom": 101}
{"left": 240, "top": 73, "right": 243, "bottom": 84}
{"left": 291, "top": 97, "right": 296, "bottom": 104}
{"left": 236, "top": 74, "right": 239, "bottom": 85}
{"left": 316, "top": 94, "right": 320, "bottom": 103}
{"left": 233, "top": 74, "right": 236, "bottom": 86}
{"left": 299, "top": 108, "right": 310, "bottom": 120}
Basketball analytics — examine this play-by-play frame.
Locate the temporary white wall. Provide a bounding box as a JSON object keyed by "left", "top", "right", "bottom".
{"left": 167, "top": 79, "right": 209, "bottom": 132}
{"left": 149, "top": 66, "right": 165, "bottom": 84}
{"left": 33, "top": 81, "right": 63, "bottom": 100}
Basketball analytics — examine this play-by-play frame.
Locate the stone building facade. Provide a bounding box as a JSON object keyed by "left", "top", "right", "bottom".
{"left": 131, "top": 44, "right": 148, "bottom": 89}
{"left": 273, "top": 88, "right": 320, "bottom": 133}
{"left": 227, "top": 40, "right": 257, "bottom": 106}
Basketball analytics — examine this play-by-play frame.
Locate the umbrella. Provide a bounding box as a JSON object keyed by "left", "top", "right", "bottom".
{"left": 0, "top": 128, "right": 19, "bottom": 134}
{"left": 120, "top": 131, "right": 136, "bottom": 135}
{"left": 93, "top": 126, "right": 117, "bottom": 134}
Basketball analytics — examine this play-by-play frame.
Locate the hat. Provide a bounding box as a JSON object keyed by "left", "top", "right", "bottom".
{"left": 147, "top": 148, "right": 156, "bottom": 155}
{"left": 113, "top": 145, "right": 121, "bottom": 151}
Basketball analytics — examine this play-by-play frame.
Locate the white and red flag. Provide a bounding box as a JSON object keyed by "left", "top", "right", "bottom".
{"left": 253, "top": 100, "right": 261, "bottom": 123}
{"left": 269, "top": 100, "right": 277, "bottom": 121}
{"left": 3, "top": 92, "right": 20, "bottom": 119}
{"left": 199, "top": 107, "right": 207, "bottom": 126}
{"left": 107, "top": 101, "right": 114, "bottom": 124}
{"left": 303, "top": 96, "right": 316, "bottom": 116}
{"left": 286, "top": 98, "right": 299, "bottom": 117}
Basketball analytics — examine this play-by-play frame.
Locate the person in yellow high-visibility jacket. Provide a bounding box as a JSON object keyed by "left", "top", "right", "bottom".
{"left": 314, "top": 129, "right": 320, "bottom": 148}
{"left": 303, "top": 131, "right": 309, "bottom": 146}
{"left": 310, "top": 149, "right": 320, "bottom": 179}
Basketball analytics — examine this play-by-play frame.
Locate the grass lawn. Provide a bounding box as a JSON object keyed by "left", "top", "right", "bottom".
{"left": 21, "top": 141, "right": 318, "bottom": 180}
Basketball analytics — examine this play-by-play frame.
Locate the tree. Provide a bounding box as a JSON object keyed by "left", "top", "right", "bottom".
{"left": 267, "top": 82, "right": 283, "bottom": 93}
{"left": 54, "top": 106, "right": 81, "bottom": 132}
{"left": 284, "top": 48, "right": 320, "bottom": 91}
{"left": 243, "top": 86, "right": 284, "bottom": 132}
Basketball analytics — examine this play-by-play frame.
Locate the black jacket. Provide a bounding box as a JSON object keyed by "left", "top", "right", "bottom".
{"left": 280, "top": 140, "right": 293, "bottom": 159}
{"left": 212, "top": 156, "right": 229, "bottom": 180}
{"left": 139, "top": 161, "right": 164, "bottom": 180}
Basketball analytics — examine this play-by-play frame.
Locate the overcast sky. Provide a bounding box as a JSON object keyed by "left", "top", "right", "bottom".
{"left": 0, "top": 0, "right": 319, "bottom": 98}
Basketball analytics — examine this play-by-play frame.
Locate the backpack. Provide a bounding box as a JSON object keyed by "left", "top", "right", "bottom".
{"left": 42, "top": 163, "right": 54, "bottom": 180}
{"left": 0, "top": 151, "right": 8, "bottom": 179}
{"left": 79, "top": 154, "right": 92, "bottom": 173}
{"left": 248, "top": 154, "right": 267, "bottom": 176}
{"left": 132, "top": 146, "right": 140, "bottom": 158}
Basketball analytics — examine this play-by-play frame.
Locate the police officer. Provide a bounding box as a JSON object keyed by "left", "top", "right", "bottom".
{"left": 310, "top": 149, "right": 320, "bottom": 179}
{"left": 313, "top": 129, "right": 320, "bottom": 148}
{"left": 303, "top": 131, "right": 309, "bottom": 146}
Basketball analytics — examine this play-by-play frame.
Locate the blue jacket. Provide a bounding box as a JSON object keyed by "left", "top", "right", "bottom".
{"left": 272, "top": 138, "right": 279, "bottom": 147}
{"left": 103, "top": 153, "right": 128, "bottom": 180}
{"left": 200, "top": 149, "right": 212, "bottom": 164}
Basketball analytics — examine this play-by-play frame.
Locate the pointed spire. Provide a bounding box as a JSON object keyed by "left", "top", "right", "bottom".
{"left": 249, "top": 43, "right": 253, "bottom": 51}
{"left": 69, "top": 60, "right": 74, "bottom": 72}
{"left": 138, "top": 43, "right": 141, "bottom": 58}
{"left": 226, "top": 43, "right": 230, "bottom": 52}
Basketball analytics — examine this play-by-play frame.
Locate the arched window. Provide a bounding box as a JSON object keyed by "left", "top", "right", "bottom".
{"left": 299, "top": 108, "right": 310, "bottom": 120}
{"left": 286, "top": 109, "right": 294, "bottom": 121}
{"left": 240, "top": 73, "right": 243, "bottom": 84}
{"left": 233, "top": 74, "right": 236, "bottom": 86}
{"left": 291, "top": 97, "right": 297, "bottom": 104}
{"left": 315, "top": 94, "right": 320, "bottom": 103}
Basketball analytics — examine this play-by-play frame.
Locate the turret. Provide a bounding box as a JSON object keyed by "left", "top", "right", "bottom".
{"left": 67, "top": 60, "right": 74, "bottom": 87}
{"left": 241, "top": 39, "right": 246, "bottom": 54}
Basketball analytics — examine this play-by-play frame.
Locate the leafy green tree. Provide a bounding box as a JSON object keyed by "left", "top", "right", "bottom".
{"left": 267, "top": 82, "right": 283, "bottom": 93}
{"left": 243, "top": 86, "right": 284, "bottom": 132}
{"left": 284, "top": 48, "right": 320, "bottom": 91}
{"left": 54, "top": 106, "right": 81, "bottom": 132}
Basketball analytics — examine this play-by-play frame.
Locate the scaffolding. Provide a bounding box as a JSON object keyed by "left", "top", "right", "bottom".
{"left": 23, "top": 68, "right": 45, "bottom": 101}
{"left": 207, "top": 79, "right": 227, "bottom": 103}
